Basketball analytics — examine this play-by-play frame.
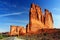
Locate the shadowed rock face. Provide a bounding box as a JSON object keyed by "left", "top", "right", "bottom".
{"left": 26, "top": 24, "right": 30, "bottom": 33}
{"left": 26, "top": 3, "right": 54, "bottom": 33}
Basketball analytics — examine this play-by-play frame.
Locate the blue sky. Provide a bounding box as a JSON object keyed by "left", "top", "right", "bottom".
{"left": 0, "top": 0, "right": 60, "bottom": 32}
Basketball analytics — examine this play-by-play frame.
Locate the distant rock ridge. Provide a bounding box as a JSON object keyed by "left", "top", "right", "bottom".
{"left": 26, "top": 3, "right": 54, "bottom": 33}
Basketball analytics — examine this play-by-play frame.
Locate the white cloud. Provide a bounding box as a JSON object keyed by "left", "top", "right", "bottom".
{"left": 2, "top": 20, "right": 29, "bottom": 24}
{"left": 10, "top": 20, "right": 29, "bottom": 23}
{"left": 0, "top": 12, "right": 25, "bottom": 17}
{"left": 0, "top": 1, "right": 17, "bottom": 8}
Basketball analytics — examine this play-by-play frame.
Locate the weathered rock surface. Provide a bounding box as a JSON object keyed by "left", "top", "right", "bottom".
{"left": 10, "top": 3, "right": 54, "bottom": 36}
{"left": 10, "top": 25, "right": 26, "bottom": 36}
{"left": 44, "top": 9, "right": 53, "bottom": 28}
{"left": 26, "top": 3, "right": 53, "bottom": 33}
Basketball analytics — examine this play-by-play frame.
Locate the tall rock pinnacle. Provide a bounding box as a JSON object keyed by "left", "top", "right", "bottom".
{"left": 44, "top": 9, "right": 53, "bottom": 28}
{"left": 26, "top": 3, "right": 54, "bottom": 33}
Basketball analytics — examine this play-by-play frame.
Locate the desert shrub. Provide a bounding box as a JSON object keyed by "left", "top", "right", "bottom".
{"left": 0, "top": 34, "right": 9, "bottom": 39}
{"left": 0, "top": 34, "right": 3, "bottom": 39}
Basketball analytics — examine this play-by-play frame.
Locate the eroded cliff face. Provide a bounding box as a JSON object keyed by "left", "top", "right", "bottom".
{"left": 10, "top": 25, "right": 26, "bottom": 36}
{"left": 44, "top": 9, "right": 53, "bottom": 28}
{"left": 26, "top": 3, "right": 53, "bottom": 33}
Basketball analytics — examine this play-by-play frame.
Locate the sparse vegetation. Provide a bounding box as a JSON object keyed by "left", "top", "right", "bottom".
{"left": 17, "top": 31, "right": 60, "bottom": 40}
{"left": 0, "top": 31, "right": 60, "bottom": 40}
{"left": 0, "top": 33, "right": 9, "bottom": 39}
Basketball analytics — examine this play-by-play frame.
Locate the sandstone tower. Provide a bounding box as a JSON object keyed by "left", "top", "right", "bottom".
{"left": 44, "top": 9, "right": 53, "bottom": 28}
{"left": 26, "top": 3, "right": 53, "bottom": 33}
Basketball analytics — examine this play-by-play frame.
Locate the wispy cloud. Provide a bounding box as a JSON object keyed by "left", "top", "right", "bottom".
{"left": 10, "top": 20, "right": 29, "bottom": 23}
{"left": 1, "top": 20, "right": 29, "bottom": 24}
{"left": 0, "top": 1, "right": 17, "bottom": 8}
{"left": 0, "top": 12, "right": 26, "bottom": 17}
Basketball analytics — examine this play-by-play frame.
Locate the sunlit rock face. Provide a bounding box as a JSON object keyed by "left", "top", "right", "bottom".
{"left": 10, "top": 25, "right": 17, "bottom": 36}
{"left": 10, "top": 25, "right": 26, "bottom": 36}
{"left": 17, "top": 26, "right": 26, "bottom": 35}
{"left": 29, "top": 3, "right": 44, "bottom": 32}
{"left": 26, "top": 3, "right": 53, "bottom": 33}
{"left": 44, "top": 9, "right": 53, "bottom": 28}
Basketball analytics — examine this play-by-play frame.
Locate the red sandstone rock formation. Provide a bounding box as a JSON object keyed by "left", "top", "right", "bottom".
{"left": 26, "top": 24, "right": 29, "bottom": 33}
{"left": 44, "top": 9, "right": 53, "bottom": 28}
{"left": 26, "top": 3, "right": 53, "bottom": 33}
{"left": 29, "top": 3, "right": 44, "bottom": 32}
{"left": 17, "top": 26, "right": 26, "bottom": 35}
{"left": 10, "top": 25, "right": 17, "bottom": 36}
{"left": 10, "top": 3, "right": 54, "bottom": 35}
{"left": 10, "top": 25, "right": 26, "bottom": 36}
